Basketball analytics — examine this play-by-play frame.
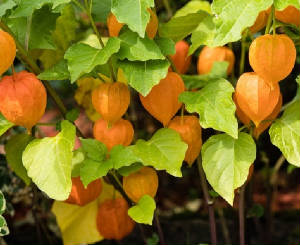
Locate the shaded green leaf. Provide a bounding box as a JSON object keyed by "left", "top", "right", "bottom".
{"left": 5, "top": 134, "right": 32, "bottom": 185}
{"left": 38, "top": 59, "right": 70, "bottom": 80}
{"left": 180, "top": 78, "right": 238, "bottom": 138}
{"left": 182, "top": 62, "right": 228, "bottom": 90}
{"left": 80, "top": 138, "right": 107, "bottom": 162}
{"left": 118, "top": 30, "right": 164, "bottom": 61}
{"left": 0, "top": 0, "right": 16, "bottom": 17}
{"left": 159, "top": 12, "right": 209, "bottom": 42}
{"left": 128, "top": 195, "right": 156, "bottom": 225}
{"left": 111, "top": 0, "right": 154, "bottom": 38}
{"left": 202, "top": 132, "right": 256, "bottom": 205}
{"left": 269, "top": 100, "right": 300, "bottom": 167}
{"left": 91, "top": 0, "right": 111, "bottom": 22}
{"left": 154, "top": 37, "right": 175, "bottom": 56}
{"left": 65, "top": 37, "right": 121, "bottom": 82}
{"left": 22, "top": 120, "right": 76, "bottom": 200}
{"left": 118, "top": 59, "right": 169, "bottom": 96}
{"left": 118, "top": 162, "right": 143, "bottom": 177}
{"left": 0, "top": 114, "right": 13, "bottom": 137}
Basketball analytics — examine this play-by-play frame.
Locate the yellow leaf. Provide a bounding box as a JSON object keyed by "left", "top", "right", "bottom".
{"left": 117, "top": 68, "right": 128, "bottom": 84}
{"left": 52, "top": 180, "right": 120, "bottom": 245}
{"left": 74, "top": 77, "right": 102, "bottom": 122}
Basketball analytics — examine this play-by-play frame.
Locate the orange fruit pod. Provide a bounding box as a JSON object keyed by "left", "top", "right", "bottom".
{"left": 123, "top": 166, "right": 158, "bottom": 203}
{"left": 93, "top": 118, "right": 134, "bottom": 151}
{"left": 249, "top": 10, "right": 269, "bottom": 33}
{"left": 249, "top": 34, "right": 296, "bottom": 84}
{"left": 234, "top": 93, "right": 282, "bottom": 138}
{"left": 139, "top": 72, "right": 185, "bottom": 126}
{"left": 107, "top": 9, "right": 158, "bottom": 39}
{"left": 197, "top": 46, "right": 235, "bottom": 75}
{"left": 65, "top": 177, "right": 102, "bottom": 206}
{"left": 0, "top": 71, "right": 47, "bottom": 131}
{"left": 0, "top": 30, "right": 16, "bottom": 75}
{"left": 246, "top": 164, "right": 254, "bottom": 183}
{"left": 168, "top": 115, "right": 202, "bottom": 166}
{"left": 234, "top": 72, "right": 280, "bottom": 127}
{"left": 275, "top": 6, "right": 300, "bottom": 26}
{"left": 169, "top": 40, "right": 192, "bottom": 74}
{"left": 96, "top": 197, "right": 135, "bottom": 240}
{"left": 92, "top": 82, "right": 130, "bottom": 124}
{"left": 107, "top": 13, "right": 124, "bottom": 37}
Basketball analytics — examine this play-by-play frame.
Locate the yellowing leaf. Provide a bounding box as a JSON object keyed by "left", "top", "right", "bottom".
{"left": 117, "top": 68, "right": 128, "bottom": 84}
{"left": 52, "top": 180, "right": 120, "bottom": 245}
{"left": 74, "top": 77, "right": 102, "bottom": 122}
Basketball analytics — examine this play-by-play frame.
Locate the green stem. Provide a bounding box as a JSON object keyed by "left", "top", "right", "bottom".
{"left": 162, "top": 0, "right": 172, "bottom": 19}
{"left": 272, "top": 5, "right": 276, "bottom": 36}
{"left": 265, "top": 6, "right": 273, "bottom": 34}
{"left": 83, "top": 0, "right": 117, "bottom": 82}
{"left": 239, "top": 32, "right": 247, "bottom": 76}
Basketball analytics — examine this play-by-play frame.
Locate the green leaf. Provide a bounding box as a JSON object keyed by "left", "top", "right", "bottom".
{"left": 29, "top": 6, "right": 59, "bottom": 49}
{"left": 274, "top": 0, "right": 300, "bottom": 10}
{"left": 0, "top": 216, "right": 9, "bottom": 236}
{"left": 180, "top": 78, "right": 238, "bottom": 138}
{"left": 128, "top": 195, "right": 156, "bottom": 225}
{"left": 247, "top": 204, "right": 264, "bottom": 218}
{"left": 38, "top": 4, "right": 79, "bottom": 69}
{"left": 118, "top": 59, "right": 169, "bottom": 96}
{"left": 269, "top": 100, "right": 300, "bottom": 167}
{"left": 154, "top": 37, "right": 175, "bottom": 56}
{"left": 118, "top": 30, "right": 165, "bottom": 61}
{"left": 65, "top": 37, "right": 121, "bottom": 82}
{"left": 211, "top": 0, "right": 272, "bottom": 46}
{"left": 131, "top": 128, "right": 187, "bottom": 177}
{"left": 10, "top": 0, "right": 71, "bottom": 17}
{"left": 7, "top": 5, "right": 59, "bottom": 50}
{"left": 80, "top": 138, "right": 107, "bottom": 162}
{"left": 0, "top": 114, "right": 14, "bottom": 137}
{"left": 146, "top": 233, "right": 159, "bottom": 245}
{"left": 5, "top": 134, "right": 32, "bottom": 185}
{"left": 159, "top": 12, "right": 210, "bottom": 42}
{"left": 174, "top": 0, "right": 211, "bottom": 17}
{"left": 71, "top": 149, "right": 85, "bottom": 177}
{"left": 111, "top": 0, "right": 154, "bottom": 38}
{"left": 38, "top": 60, "right": 70, "bottom": 80}
{"left": 189, "top": 14, "right": 216, "bottom": 54}
{"left": 22, "top": 120, "right": 76, "bottom": 200}
{"left": 201, "top": 132, "right": 256, "bottom": 205}
{"left": 80, "top": 158, "right": 112, "bottom": 187}
{"left": 182, "top": 62, "right": 228, "bottom": 90}
{"left": 0, "top": 191, "right": 5, "bottom": 215}
{"left": 91, "top": 0, "right": 111, "bottom": 22}
{"left": 118, "top": 162, "right": 143, "bottom": 176}
{"left": 80, "top": 145, "right": 138, "bottom": 186}
{"left": 0, "top": 0, "right": 16, "bottom": 17}
{"left": 65, "top": 108, "right": 80, "bottom": 122}
{"left": 107, "top": 145, "right": 140, "bottom": 169}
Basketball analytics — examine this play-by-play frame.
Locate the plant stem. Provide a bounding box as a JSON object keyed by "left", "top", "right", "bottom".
{"left": 239, "top": 184, "right": 246, "bottom": 245}
{"left": 272, "top": 5, "right": 276, "bottom": 36}
{"left": 265, "top": 6, "right": 273, "bottom": 35}
{"left": 239, "top": 32, "right": 247, "bottom": 76}
{"left": 197, "top": 157, "right": 217, "bottom": 245}
{"left": 217, "top": 207, "right": 231, "bottom": 245}
{"left": 154, "top": 211, "right": 166, "bottom": 245}
{"left": 83, "top": 0, "right": 117, "bottom": 82}
{"left": 162, "top": 0, "right": 172, "bottom": 19}
{"left": 270, "top": 155, "right": 285, "bottom": 185}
